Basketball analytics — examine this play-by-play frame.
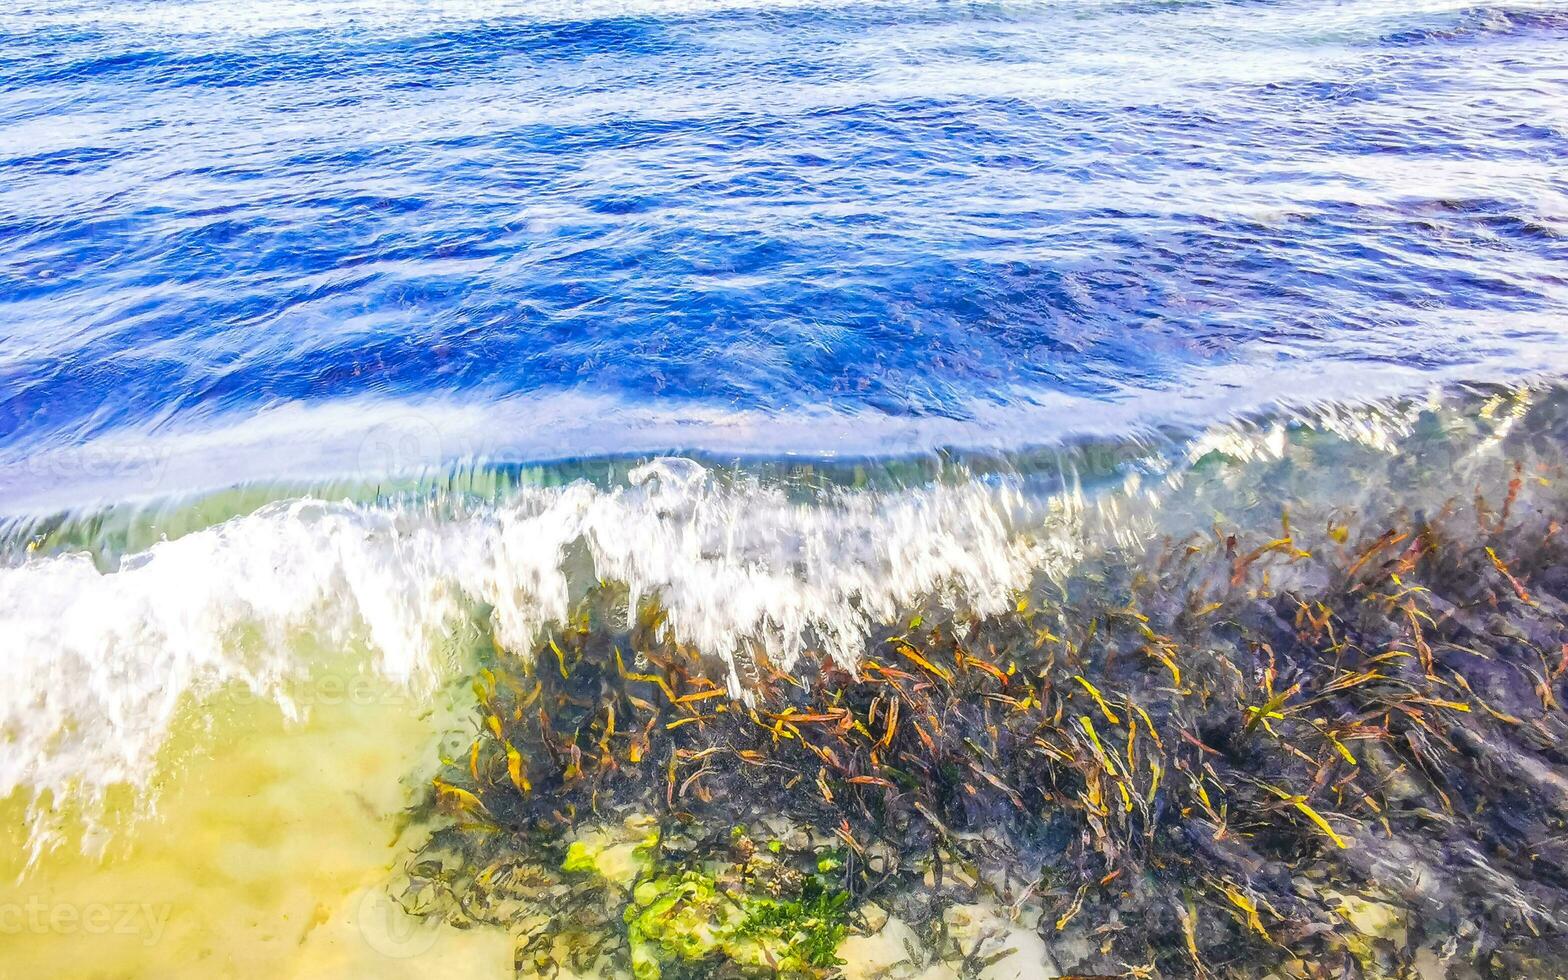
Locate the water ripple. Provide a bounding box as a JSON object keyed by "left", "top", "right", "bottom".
{"left": 1, "top": 0, "right": 1566, "bottom": 481}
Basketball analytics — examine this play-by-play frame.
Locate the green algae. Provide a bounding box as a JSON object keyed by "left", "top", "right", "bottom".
{"left": 624, "top": 858, "right": 849, "bottom": 979}
{"left": 477, "top": 817, "right": 859, "bottom": 978}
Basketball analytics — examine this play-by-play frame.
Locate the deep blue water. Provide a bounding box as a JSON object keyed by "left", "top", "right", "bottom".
{"left": 2, "top": 0, "right": 1567, "bottom": 505}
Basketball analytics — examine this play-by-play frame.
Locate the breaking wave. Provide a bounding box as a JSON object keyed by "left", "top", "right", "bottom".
{"left": 0, "top": 381, "right": 1556, "bottom": 843}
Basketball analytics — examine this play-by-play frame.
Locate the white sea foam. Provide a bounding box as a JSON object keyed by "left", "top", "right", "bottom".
{"left": 0, "top": 458, "right": 1093, "bottom": 844}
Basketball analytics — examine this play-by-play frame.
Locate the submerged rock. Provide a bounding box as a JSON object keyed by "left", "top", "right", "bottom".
{"left": 562, "top": 818, "right": 659, "bottom": 889}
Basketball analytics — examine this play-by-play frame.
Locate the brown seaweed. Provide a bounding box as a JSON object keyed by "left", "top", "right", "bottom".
{"left": 393, "top": 394, "right": 1568, "bottom": 978}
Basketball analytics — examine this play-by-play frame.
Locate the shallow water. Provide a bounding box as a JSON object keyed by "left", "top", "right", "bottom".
{"left": 4, "top": 0, "right": 1568, "bottom": 977}
{"left": 0, "top": 656, "right": 510, "bottom": 978}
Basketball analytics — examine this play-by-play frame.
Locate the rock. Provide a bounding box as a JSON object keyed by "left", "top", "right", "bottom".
{"left": 860, "top": 901, "right": 889, "bottom": 934}
{"left": 560, "top": 823, "right": 658, "bottom": 888}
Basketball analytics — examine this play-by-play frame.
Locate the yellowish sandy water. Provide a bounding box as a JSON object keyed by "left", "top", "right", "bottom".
{"left": 0, "top": 664, "right": 511, "bottom": 980}
{"left": 0, "top": 659, "right": 1100, "bottom": 980}
{"left": 0, "top": 644, "right": 1064, "bottom": 980}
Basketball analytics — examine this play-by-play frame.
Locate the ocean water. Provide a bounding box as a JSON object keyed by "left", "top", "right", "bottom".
{"left": 3, "top": 0, "right": 1568, "bottom": 504}
{"left": 2, "top": 1, "right": 1568, "bottom": 977}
